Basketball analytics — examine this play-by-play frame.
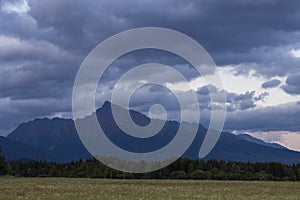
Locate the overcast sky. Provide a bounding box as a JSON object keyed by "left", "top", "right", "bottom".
{"left": 0, "top": 0, "right": 300, "bottom": 150}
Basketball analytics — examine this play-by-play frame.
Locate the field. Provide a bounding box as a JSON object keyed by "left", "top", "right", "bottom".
{"left": 0, "top": 177, "right": 300, "bottom": 200}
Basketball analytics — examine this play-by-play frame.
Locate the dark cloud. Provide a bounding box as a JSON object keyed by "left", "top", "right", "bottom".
{"left": 262, "top": 79, "right": 281, "bottom": 89}
{"left": 0, "top": 0, "right": 299, "bottom": 135}
{"left": 0, "top": 61, "right": 77, "bottom": 100}
{"left": 1, "top": 0, "right": 299, "bottom": 74}
{"left": 281, "top": 73, "right": 300, "bottom": 95}
{"left": 225, "top": 91, "right": 268, "bottom": 111}
{"left": 129, "top": 84, "right": 180, "bottom": 113}
{"left": 197, "top": 84, "right": 217, "bottom": 95}
{"left": 224, "top": 102, "right": 300, "bottom": 132}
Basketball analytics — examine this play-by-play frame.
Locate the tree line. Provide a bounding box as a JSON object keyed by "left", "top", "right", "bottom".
{"left": 1, "top": 151, "right": 299, "bottom": 181}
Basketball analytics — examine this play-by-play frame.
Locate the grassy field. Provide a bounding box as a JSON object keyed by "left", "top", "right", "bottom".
{"left": 0, "top": 177, "right": 300, "bottom": 200}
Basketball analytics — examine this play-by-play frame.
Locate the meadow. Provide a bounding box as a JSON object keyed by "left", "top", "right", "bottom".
{"left": 0, "top": 177, "right": 299, "bottom": 200}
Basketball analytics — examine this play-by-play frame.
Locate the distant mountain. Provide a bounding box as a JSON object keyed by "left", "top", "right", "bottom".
{"left": 236, "top": 133, "right": 287, "bottom": 150}
{"left": 3, "top": 102, "right": 300, "bottom": 164}
{"left": 185, "top": 132, "right": 300, "bottom": 164}
{"left": 0, "top": 136, "right": 52, "bottom": 161}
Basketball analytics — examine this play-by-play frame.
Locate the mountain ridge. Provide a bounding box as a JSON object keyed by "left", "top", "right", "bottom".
{"left": 236, "top": 133, "right": 287, "bottom": 150}
{"left": 2, "top": 102, "right": 300, "bottom": 164}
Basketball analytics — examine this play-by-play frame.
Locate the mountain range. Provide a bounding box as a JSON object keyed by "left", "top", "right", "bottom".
{"left": 1, "top": 101, "right": 300, "bottom": 164}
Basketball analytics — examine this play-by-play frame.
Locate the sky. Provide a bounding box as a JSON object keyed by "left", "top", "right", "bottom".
{"left": 0, "top": 0, "right": 300, "bottom": 150}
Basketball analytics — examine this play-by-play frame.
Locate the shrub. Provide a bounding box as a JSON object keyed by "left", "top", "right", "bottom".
{"left": 169, "top": 171, "right": 187, "bottom": 179}
{"left": 188, "top": 170, "right": 207, "bottom": 179}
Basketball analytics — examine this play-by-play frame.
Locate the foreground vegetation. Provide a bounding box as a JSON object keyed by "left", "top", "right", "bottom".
{"left": 1, "top": 150, "right": 300, "bottom": 199}
{"left": 0, "top": 157, "right": 299, "bottom": 181}
{"left": 0, "top": 177, "right": 300, "bottom": 200}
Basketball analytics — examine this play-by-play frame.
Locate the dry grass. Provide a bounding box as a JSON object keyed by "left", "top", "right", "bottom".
{"left": 0, "top": 177, "right": 300, "bottom": 199}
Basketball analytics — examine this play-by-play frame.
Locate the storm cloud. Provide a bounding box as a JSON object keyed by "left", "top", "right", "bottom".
{"left": 261, "top": 79, "right": 281, "bottom": 89}
{"left": 224, "top": 102, "right": 300, "bottom": 132}
{"left": 281, "top": 73, "right": 300, "bottom": 95}
{"left": 0, "top": 0, "right": 299, "bottom": 136}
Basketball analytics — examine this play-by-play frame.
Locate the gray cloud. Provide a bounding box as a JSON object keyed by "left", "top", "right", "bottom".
{"left": 262, "top": 79, "right": 281, "bottom": 89}
{"left": 197, "top": 85, "right": 218, "bottom": 95}
{"left": 225, "top": 91, "right": 268, "bottom": 111}
{"left": 195, "top": 85, "right": 268, "bottom": 111}
{"left": 281, "top": 73, "right": 300, "bottom": 95}
{"left": 129, "top": 84, "right": 268, "bottom": 114}
{"left": 2, "top": 0, "right": 299, "bottom": 74}
{"left": 224, "top": 102, "right": 300, "bottom": 132}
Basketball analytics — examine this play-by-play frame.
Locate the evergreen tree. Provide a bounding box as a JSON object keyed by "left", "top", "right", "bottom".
{"left": 0, "top": 147, "right": 6, "bottom": 175}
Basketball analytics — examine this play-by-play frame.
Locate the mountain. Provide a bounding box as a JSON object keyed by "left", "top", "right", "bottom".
{"left": 236, "top": 133, "right": 287, "bottom": 150}
{"left": 0, "top": 136, "right": 52, "bottom": 161}
{"left": 7, "top": 118, "right": 91, "bottom": 163}
{"left": 3, "top": 102, "right": 300, "bottom": 164}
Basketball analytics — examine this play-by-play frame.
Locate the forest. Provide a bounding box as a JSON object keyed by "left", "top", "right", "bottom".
{"left": 1, "top": 150, "right": 299, "bottom": 181}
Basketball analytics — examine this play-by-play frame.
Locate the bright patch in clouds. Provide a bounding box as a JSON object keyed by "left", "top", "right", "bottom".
{"left": 290, "top": 49, "right": 300, "bottom": 58}
{"left": 167, "top": 66, "right": 299, "bottom": 108}
{"left": 189, "top": 66, "right": 299, "bottom": 107}
{"left": 1, "top": 0, "right": 30, "bottom": 14}
{"left": 244, "top": 131, "right": 300, "bottom": 152}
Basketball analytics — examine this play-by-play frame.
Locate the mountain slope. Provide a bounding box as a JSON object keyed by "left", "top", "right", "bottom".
{"left": 236, "top": 133, "right": 287, "bottom": 150}
{"left": 184, "top": 132, "right": 300, "bottom": 164}
{"left": 4, "top": 102, "right": 300, "bottom": 164}
{"left": 7, "top": 118, "right": 91, "bottom": 163}
{"left": 0, "top": 136, "right": 52, "bottom": 161}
